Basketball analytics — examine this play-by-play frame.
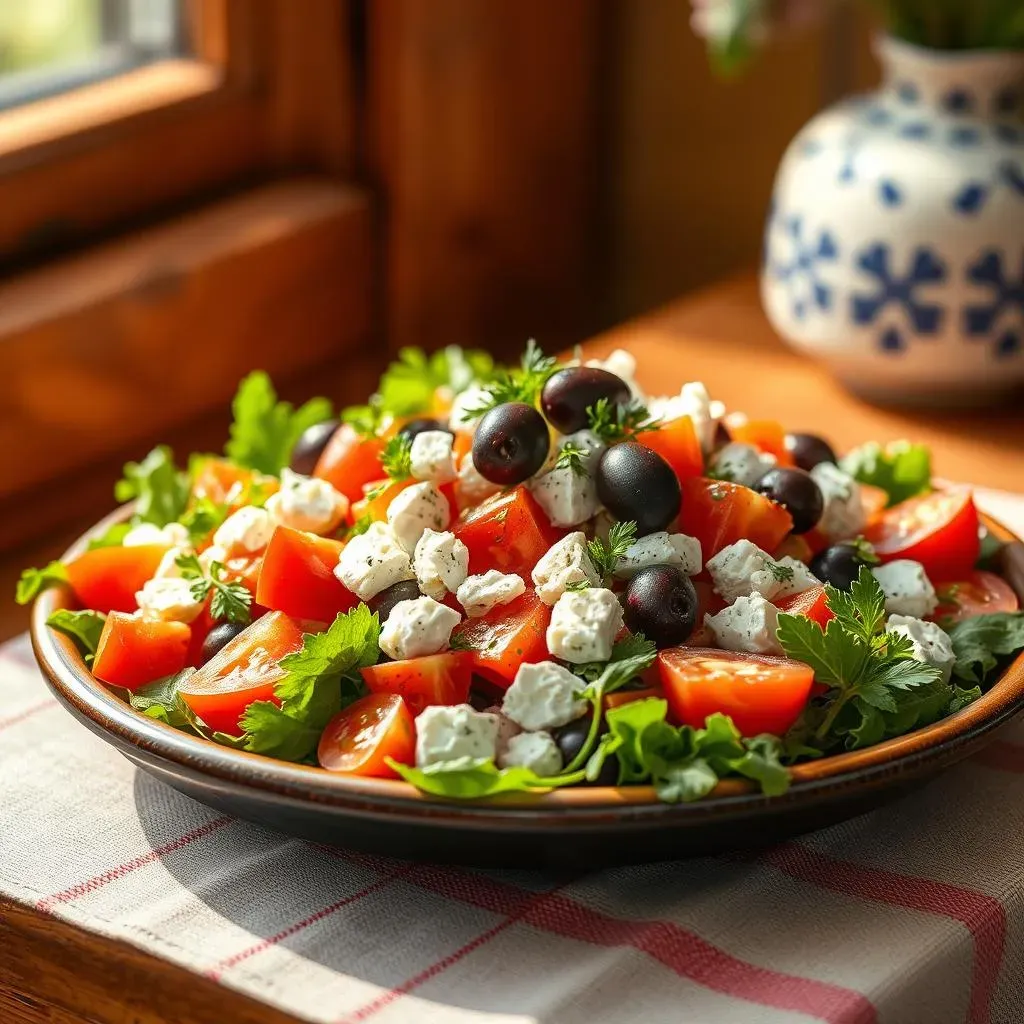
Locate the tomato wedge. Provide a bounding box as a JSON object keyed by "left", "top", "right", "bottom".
{"left": 313, "top": 424, "right": 387, "bottom": 504}
{"left": 728, "top": 419, "right": 795, "bottom": 467}
{"left": 317, "top": 693, "right": 416, "bottom": 777}
{"left": 361, "top": 651, "right": 472, "bottom": 715}
{"left": 66, "top": 545, "right": 168, "bottom": 614}
{"left": 177, "top": 611, "right": 307, "bottom": 735}
{"left": 777, "top": 585, "right": 833, "bottom": 629}
{"left": 257, "top": 526, "right": 356, "bottom": 622}
{"left": 864, "top": 488, "right": 980, "bottom": 583}
{"left": 93, "top": 613, "right": 191, "bottom": 691}
{"left": 658, "top": 647, "right": 814, "bottom": 737}
{"left": 454, "top": 589, "right": 552, "bottom": 688}
{"left": 678, "top": 478, "right": 794, "bottom": 561}
{"left": 932, "top": 570, "right": 1019, "bottom": 624}
{"left": 637, "top": 415, "right": 704, "bottom": 481}
{"left": 453, "top": 486, "right": 562, "bottom": 578}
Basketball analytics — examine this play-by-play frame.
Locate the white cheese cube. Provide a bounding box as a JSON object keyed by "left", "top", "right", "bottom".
{"left": 709, "top": 442, "right": 777, "bottom": 488}
{"left": 413, "top": 529, "right": 469, "bottom": 601}
{"left": 415, "top": 704, "right": 499, "bottom": 767}
{"left": 123, "top": 522, "right": 190, "bottom": 548}
{"left": 886, "top": 614, "right": 956, "bottom": 683}
{"left": 213, "top": 506, "right": 274, "bottom": 557}
{"left": 387, "top": 482, "right": 451, "bottom": 554}
{"left": 646, "top": 381, "right": 724, "bottom": 453}
{"left": 706, "top": 539, "right": 819, "bottom": 603}
{"left": 497, "top": 731, "right": 563, "bottom": 776}
{"left": 811, "top": 463, "right": 867, "bottom": 541}
{"left": 872, "top": 560, "right": 938, "bottom": 618}
{"left": 335, "top": 522, "right": 415, "bottom": 601}
{"left": 532, "top": 532, "right": 601, "bottom": 606}
{"left": 448, "top": 385, "right": 491, "bottom": 433}
{"left": 153, "top": 545, "right": 193, "bottom": 579}
{"left": 409, "top": 430, "right": 458, "bottom": 485}
{"left": 585, "top": 348, "right": 644, "bottom": 400}
{"left": 135, "top": 577, "right": 204, "bottom": 624}
{"left": 614, "top": 531, "right": 703, "bottom": 579}
{"left": 265, "top": 468, "right": 348, "bottom": 536}
{"left": 502, "top": 660, "right": 588, "bottom": 731}
{"left": 546, "top": 587, "right": 624, "bottom": 664}
{"left": 530, "top": 466, "right": 599, "bottom": 528}
{"left": 557, "top": 429, "right": 606, "bottom": 473}
{"left": 198, "top": 544, "right": 229, "bottom": 573}
{"left": 455, "top": 452, "right": 501, "bottom": 509}
{"left": 704, "top": 593, "right": 782, "bottom": 655}
{"left": 379, "top": 596, "right": 462, "bottom": 660}
{"left": 456, "top": 570, "right": 526, "bottom": 618}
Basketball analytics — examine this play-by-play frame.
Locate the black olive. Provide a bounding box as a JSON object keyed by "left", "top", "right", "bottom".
{"left": 553, "top": 718, "right": 591, "bottom": 765}
{"left": 785, "top": 432, "right": 838, "bottom": 472}
{"left": 623, "top": 565, "right": 698, "bottom": 648}
{"left": 540, "top": 367, "right": 632, "bottom": 434}
{"left": 289, "top": 419, "right": 340, "bottom": 475}
{"left": 472, "top": 403, "right": 551, "bottom": 485}
{"left": 754, "top": 467, "right": 824, "bottom": 535}
{"left": 399, "top": 418, "right": 453, "bottom": 443}
{"left": 810, "top": 543, "right": 869, "bottom": 591}
{"left": 595, "top": 442, "right": 681, "bottom": 536}
{"left": 201, "top": 621, "right": 248, "bottom": 663}
{"left": 367, "top": 579, "right": 423, "bottom": 622}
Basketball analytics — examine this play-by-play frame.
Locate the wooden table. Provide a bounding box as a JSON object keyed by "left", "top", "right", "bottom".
{"left": 3, "top": 273, "right": 1023, "bottom": 1024}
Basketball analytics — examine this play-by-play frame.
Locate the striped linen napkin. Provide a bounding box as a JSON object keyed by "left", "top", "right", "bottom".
{"left": 1, "top": 489, "right": 1022, "bottom": 1024}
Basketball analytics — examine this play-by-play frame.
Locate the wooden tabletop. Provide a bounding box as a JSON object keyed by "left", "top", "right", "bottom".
{"left": 3, "top": 272, "right": 1023, "bottom": 1024}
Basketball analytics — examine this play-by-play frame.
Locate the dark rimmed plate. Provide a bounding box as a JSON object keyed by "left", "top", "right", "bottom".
{"left": 30, "top": 506, "right": 1024, "bottom": 868}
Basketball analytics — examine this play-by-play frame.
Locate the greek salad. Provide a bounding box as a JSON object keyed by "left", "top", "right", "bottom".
{"left": 20, "top": 344, "right": 1024, "bottom": 803}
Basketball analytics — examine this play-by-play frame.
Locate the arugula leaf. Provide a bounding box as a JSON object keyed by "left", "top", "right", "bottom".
{"left": 16, "top": 561, "right": 69, "bottom": 604}
{"left": 387, "top": 757, "right": 566, "bottom": 798}
{"left": 946, "top": 612, "right": 1024, "bottom": 686}
{"left": 585, "top": 397, "right": 659, "bottom": 444}
{"left": 238, "top": 606, "right": 380, "bottom": 761}
{"left": 587, "top": 521, "right": 637, "bottom": 580}
{"left": 115, "top": 445, "right": 190, "bottom": 526}
{"left": 128, "top": 671, "right": 194, "bottom": 728}
{"left": 87, "top": 523, "right": 133, "bottom": 550}
{"left": 225, "top": 371, "right": 333, "bottom": 476}
{"left": 46, "top": 609, "right": 106, "bottom": 663}
{"left": 840, "top": 440, "right": 932, "bottom": 507}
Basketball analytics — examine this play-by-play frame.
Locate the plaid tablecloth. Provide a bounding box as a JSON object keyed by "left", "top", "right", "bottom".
{"left": 3, "top": 488, "right": 1024, "bottom": 1024}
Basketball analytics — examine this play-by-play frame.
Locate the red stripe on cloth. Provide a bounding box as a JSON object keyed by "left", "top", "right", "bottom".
{"left": 208, "top": 863, "right": 413, "bottom": 980}
{"left": 0, "top": 698, "right": 56, "bottom": 733}
{"left": 972, "top": 740, "right": 1024, "bottom": 774}
{"left": 36, "top": 816, "right": 233, "bottom": 913}
{"left": 340, "top": 862, "right": 876, "bottom": 1024}
{"left": 761, "top": 843, "right": 1005, "bottom": 1024}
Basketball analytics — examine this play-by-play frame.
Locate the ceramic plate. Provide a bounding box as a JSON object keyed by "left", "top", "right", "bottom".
{"left": 31, "top": 507, "right": 1024, "bottom": 868}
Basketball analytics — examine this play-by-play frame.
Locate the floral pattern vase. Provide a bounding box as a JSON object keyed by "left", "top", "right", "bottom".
{"left": 762, "top": 37, "right": 1024, "bottom": 406}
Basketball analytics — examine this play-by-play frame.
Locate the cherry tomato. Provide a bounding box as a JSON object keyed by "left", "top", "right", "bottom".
{"left": 454, "top": 590, "right": 552, "bottom": 688}
{"left": 361, "top": 651, "right": 472, "bottom": 715}
{"left": 66, "top": 545, "right": 168, "bottom": 614}
{"left": 864, "top": 488, "right": 980, "bottom": 583}
{"left": 257, "top": 526, "right": 356, "bottom": 622}
{"left": 191, "top": 458, "right": 278, "bottom": 512}
{"left": 313, "top": 424, "right": 387, "bottom": 504}
{"left": 93, "top": 613, "right": 191, "bottom": 691}
{"left": 317, "top": 693, "right": 416, "bottom": 777}
{"left": 728, "top": 419, "right": 795, "bottom": 467}
{"left": 453, "top": 486, "right": 563, "bottom": 578}
{"left": 659, "top": 647, "right": 814, "bottom": 737}
{"left": 777, "top": 585, "right": 834, "bottom": 629}
{"left": 932, "top": 570, "right": 1019, "bottom": 624}
{"left": 678, "top": 478, "right": 794, "bottom": 561}
{"left": 177, "top": 611, "right": 307, "bottom": 734}
{"left": 637, "top": 415, "right": 704, "bottom": 481}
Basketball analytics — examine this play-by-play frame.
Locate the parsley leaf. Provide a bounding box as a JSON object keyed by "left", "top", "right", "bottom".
{"left": 555, "top": 442, "right": 590, "bottom": 478}
{"left": 16, "top": 561, "right": 69, "bottom": 604}
{"left": 179, "top": 498, "right": 228, "bottom": 545}
{"left": 462, "top": 339, "right": 557, "bottom": 416}
{"left": 585, "top": 397, "right": 659, "bottom": 444}
{"left": 380, "top": 434, "right": 414, "bottom": 482}
{"left": 824, "top": 566, "right": 887, "bottom": 646}
{"left": 225, "top": 371, "right": 333, "bottom": 476}
{"left": 176, "top": 554, "right": 253, "bottom": 625}
{"left": 840, "top": 440, "right": 932, "bottom": 507}
{"left": 128, "top": 671, "right": 194, "bottom": 728}
{"left": 766, "top": 560, "right": 795, "bottom": 583}
{"left": 115, "top": 445, "right": 190, "bottom": 527}
{"left": 946, "top": 613, "right": 1024, "bottom": 687}
{"left": 46, "top": 609, "right": 106, "bottom": 663}
{"left": 587, "top": 521, "right": 637, "bottom": 580}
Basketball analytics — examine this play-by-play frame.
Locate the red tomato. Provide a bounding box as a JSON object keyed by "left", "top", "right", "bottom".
{"left": 361, "top": 651, "right": 472, "bottom": 715}
{"left": 678, "top": 478, "right": 794, "bottom": 561}
{"left": 864, "top": 489, "right": 980, "bottom": 583}
{"left": 257, "top": 527, "right": 356, "bottom": 622}
{"left": 313, "top": 425, "right": 386, "bottom": 504}
{"left": 658, "top": 647, "right": 814, "bottom": 737}
{"left": 637, "top": 416, "right": 704, "bottom": 480}
{"left": 684, "top": 580, "right": 726, "bottom": 647}
{"left": 66, "top": 545, "right": 168, "bottom": 614}
{"left": 454, "top": 590, "right": 552, "bottom": 688}
{"left": 773, "top": 534, "right": 815, "bottom": 563}
{"left": 177, "top": 611, "right": 307, "bottom": 735}
{"left": 777, "top": 585, "right": 834, "bottom": 629}
{"left": 932, "top": 570, "right": 1019, "bottom": 624}
{"left": 191, "top": 458, "right": 278, "bottom": 511}
{"left": 93, "top": 613, "right": 191, "bottom": 691}
{"left": 728, "top": 419, "right": 795, "bottom": 467}
{"left": 350, "top": 479, "right": 410, "bottom": 524}
{"left": 317, "top": 693, "right": 416, "bottom": 777}
{"left": 453, "top": 486, "right": 563, "bottom": 578}
{"left": 222, "top": 553, "right": 264, "bottom": 598}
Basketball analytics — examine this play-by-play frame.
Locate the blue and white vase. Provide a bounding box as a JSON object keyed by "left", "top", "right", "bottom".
{"left": 762, "top": 37, "right": 1024, "bottom": 406}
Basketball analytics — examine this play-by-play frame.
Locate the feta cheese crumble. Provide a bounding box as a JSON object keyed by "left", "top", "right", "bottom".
{"left": 810, "top": 463, "right": 866, "bottom": 541}
{"left": 413, "top": 529, "right": 469, "bottom": 601}
{"left": 704, "top": 593, "right": 783, "bottom": 655}
{"left": 378, "top": 596, "right": 462, "bottom": 660}
{"left": 502, "top": 660, "right": 588, "bottom": 731}
{"left": 872, "top": 560, "right": 938, "bottom": 618}
{"left": 455, "top": 452, "right": 501, "bottom": 509}
{"left": 886, "top": 614, "right": 956, "bottom": 683}
{"left": 706, "top": 539, "right": 819, "bottom": 603}
{"left": 448, "top": 385, "right": 491, "bottom": 433}
{"left": 123, "top": 522, "right": 190, "bottom": 548}
{"left": 387, "top": 482, "right": 451, "bottom": 554}
{"left": 532, "top": 532, "right": 601, "bottom": 606}
{"left": 585, "top": 348, "right": 644, "bottom": 399}
{"left": 265, "top": 468, "right": 348, "bottom": 535}
{"left": 415, "top": 704, "right": 499, "bottom": 768}
{"left": 409, "top": 430, "right": 458, "bottom": 485}
{"left": 456, "top": 570, "right": 526, "bottom": 618}
{"left": 497, "top": 731, "right": 563, "bottom": 776}
{"left": 709, "top": 442, "right": 776, "bottom": 488}
{"left": 335, "top": 521, "right": 415, "bottom": 601}
{"left": 135, "top": 577, "right": 204, "bottom": 624}
{"left": 213, "top": 506, "right": 274, "bottom": 557}
{"left": 613, "top": 531, "right": 702, "bottom": 579}
{"left": 646, "top": 381, "right": 725, "bottom": 453}
{"left": 529, "top": 464, "right": 599, "bottom": 528}
{"left": 546, "top": 587, "right": 624, "bottom": 664}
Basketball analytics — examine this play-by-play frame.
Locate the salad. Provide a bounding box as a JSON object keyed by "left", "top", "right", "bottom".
{"left": 19, "top": 344, "right": 1024, "bottom": 803}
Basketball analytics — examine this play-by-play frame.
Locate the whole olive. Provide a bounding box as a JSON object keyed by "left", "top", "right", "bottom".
{"left": 810, "top": 543, "right": 870, "bottom": 591}
{"left": 368, "top": 579, "right": 423, "bottom": 622}
{"left": 399, "top": 418, "right": 453, "bottom": 442}
{"left": 785, "top": 432, "right": 837, "bottom": 472}
{"left": 540, "top": 366, "right": 632, "bottom": 434}
{"left": 623, "top": 565, "right": 698, "bottom": 648}
{"left": 289, "top": 419, "right": 340, "bottom": 475}
{"left": 595, "top": 442, "right": 681, "bottom": 536}
{"left": 472, "top": 403, "right": 551, "bottom": 485}
{"left": 754, "top": 467, "right": 825, "bottom": 535}
{"left": 201, "top": 621, "right": 248, "bottom": 663}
